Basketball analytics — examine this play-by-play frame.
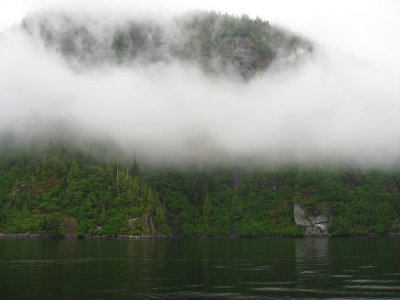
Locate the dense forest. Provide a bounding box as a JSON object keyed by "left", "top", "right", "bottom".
{"left": 1, "top": 144, "right": 399, "bottom": 237}
{"left": 0, "top": 143, "right": 169, "bottom": 236}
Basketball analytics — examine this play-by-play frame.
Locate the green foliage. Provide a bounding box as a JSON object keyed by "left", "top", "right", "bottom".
{"left": 146, "top": 166, "right": 400, "bottom": 236}
{"left": 328, "top": 172, "right": 399, "bottom": 235}
{"left": 1, "top": 144, "right": 400, "bottom": 237}
{"left": 0, "top": 144, "right": 169, "bottom": 236}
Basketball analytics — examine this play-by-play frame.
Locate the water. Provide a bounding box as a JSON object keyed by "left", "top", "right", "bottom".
{"left": 0, "top": 237, "right": 399, "bottom": 299}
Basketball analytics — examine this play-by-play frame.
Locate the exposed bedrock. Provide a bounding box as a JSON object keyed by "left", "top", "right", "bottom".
{"left": 293, "top": 203, "right": 332, "bottom": 236}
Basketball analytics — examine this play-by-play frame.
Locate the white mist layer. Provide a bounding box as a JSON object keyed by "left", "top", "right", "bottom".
{"left": 1, "top": 19, "right": 400, "bottom": 167}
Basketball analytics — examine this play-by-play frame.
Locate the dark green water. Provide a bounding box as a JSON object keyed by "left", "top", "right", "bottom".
{"left": 0, "top": 237, "right": 399, "bottom": 299}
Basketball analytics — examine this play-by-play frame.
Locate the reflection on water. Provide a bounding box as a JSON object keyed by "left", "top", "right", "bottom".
{"left": 295, "top": 238, "right": 330, "bottom": 286}
{"left": 296, "top": 237, "right": 329, "bottom": 260}
{"left": 0, "top": 237, "right": 399, "bottom": 299}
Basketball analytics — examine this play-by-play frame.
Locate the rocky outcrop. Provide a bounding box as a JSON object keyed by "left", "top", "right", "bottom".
{"left": 294, "top": 203, "right": 332, "bottom": 235}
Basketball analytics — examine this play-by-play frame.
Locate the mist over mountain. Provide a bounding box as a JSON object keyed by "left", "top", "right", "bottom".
{"left": 1, "top": 5, "right": 400, "bottom": 238}
{"left": 0, "top": 10, "right": 399, "bottom": 168}
{"left": 21, "top": 11, "right": 312, "bottom": 79}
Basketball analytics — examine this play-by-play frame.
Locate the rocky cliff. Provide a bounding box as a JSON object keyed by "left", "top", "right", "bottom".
{"left": 293, "top": 203, "right": 332, "bottom": 235}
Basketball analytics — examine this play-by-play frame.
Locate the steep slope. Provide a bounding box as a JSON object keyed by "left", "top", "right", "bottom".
{"left": 0, "top": 144, "right": 169, "bottom": 236}
{"left": 145, "top": 166, "right": 400, "bottom": 236}
{"left": 1, "top": 145, "right": 399, "bottom": 236}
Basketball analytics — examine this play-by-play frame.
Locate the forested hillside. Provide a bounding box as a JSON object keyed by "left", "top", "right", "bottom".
{"left": 1, "top": 12, "right": 399, "bottom": 237}
{"left": 146, "top": 166, "right": 400, "bottom": 236}
{"left": 0, "top": 144, "right": 169, "bottom": 236}
{"left": 22, "top": 11, "right": 312, "bottom": 79}
{"left": 1, "top": 144, "right": 399, "bottom": 236}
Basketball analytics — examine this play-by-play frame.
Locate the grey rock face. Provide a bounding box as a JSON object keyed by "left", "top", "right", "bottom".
{"left": 293, "top": 203, "right": 332, "bottom": 235}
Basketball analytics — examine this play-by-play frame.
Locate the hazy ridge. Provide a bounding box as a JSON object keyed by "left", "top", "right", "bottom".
{"left": 0, "top": 11, "right": 399, "bottom": 236}
{"left": 21, "top": 11, "right": 312, "bottom": 79}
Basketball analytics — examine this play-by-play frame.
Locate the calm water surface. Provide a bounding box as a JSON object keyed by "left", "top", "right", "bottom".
{"left": 0, "top": 237, "right": 399, "bottom": 299}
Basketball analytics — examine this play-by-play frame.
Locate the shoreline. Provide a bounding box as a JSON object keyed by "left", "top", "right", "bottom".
{"left": 1, "top": 233, "right": 399, "bottom": 240}
{"left": 0, "top": 233, "right": 168, "bottom": 240}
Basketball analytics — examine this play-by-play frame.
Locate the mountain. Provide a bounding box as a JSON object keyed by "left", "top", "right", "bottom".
{"left": 1, "top": 12, "right": 398, "bottom": 237}
{"left": 21, "top": 11, "right": 312, "bottom": 79}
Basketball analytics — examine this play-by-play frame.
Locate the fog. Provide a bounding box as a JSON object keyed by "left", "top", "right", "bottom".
{"left": 1, "top": 2, "right": 400, "bottom": 168}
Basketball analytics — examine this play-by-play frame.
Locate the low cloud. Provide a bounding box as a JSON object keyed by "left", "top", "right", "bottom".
{"left": 0, "top": 11, "right": 400, "bottom": 168}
